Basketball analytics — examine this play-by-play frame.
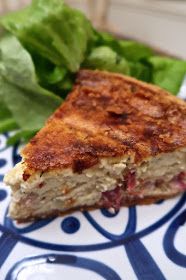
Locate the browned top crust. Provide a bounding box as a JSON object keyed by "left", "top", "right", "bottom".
{"left": 22, "top": 70, "right": 186, "bottom": 174}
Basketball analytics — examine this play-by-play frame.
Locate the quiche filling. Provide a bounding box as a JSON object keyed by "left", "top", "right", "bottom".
{"left": 5, "top": 148, "right": 186, "bottom": 221}
{"left": 100, "top": 171, "right": 186, "bottom": 210}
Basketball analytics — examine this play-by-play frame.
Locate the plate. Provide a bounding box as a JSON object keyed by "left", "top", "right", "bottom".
{"left": 1, "top": 80, "right": 186, "bottom": 279}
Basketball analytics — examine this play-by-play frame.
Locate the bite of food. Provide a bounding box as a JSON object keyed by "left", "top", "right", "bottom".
{"left": 4, "top": 70, "right": 186, "bottom": 222}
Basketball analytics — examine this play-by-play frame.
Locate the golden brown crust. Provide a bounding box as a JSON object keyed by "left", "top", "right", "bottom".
{"left": 22, "top": 70, "right": 186, "bottom": 175}
{"left": 15, "top": 192, "right": 180, "bottom": 223}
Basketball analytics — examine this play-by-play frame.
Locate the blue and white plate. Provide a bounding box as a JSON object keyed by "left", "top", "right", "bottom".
{"left": 1, "top": 80, "right": 186, "bottom": 279}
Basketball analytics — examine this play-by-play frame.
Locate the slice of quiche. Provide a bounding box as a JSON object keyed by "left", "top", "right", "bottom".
{"left": 4, "top": 70, "right": 186, "bottom": 222}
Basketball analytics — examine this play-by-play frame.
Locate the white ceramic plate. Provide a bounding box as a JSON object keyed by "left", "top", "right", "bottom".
{"left": 0, "top": 80, "right": 186, "bottom": 280}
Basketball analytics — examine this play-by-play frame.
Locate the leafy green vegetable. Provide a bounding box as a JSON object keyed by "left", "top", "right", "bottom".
{"left": 31, "top": 52, "right": 74, "bottom": 96}
{"left": 0, "top": 101, "right": 11, "bottom": 119}
{"left": 148, "top": 56, "right": 186, "bottom": 95}
{"left": 84, "top": 46, "right": 130, "bottom": 75}
{"left": 1, "top": 0, "right": 94, "bottom": 72}
{"left": 129, "top": 62, "right": 152, "bottom": 82}
{"left": 31, "top": 53, "right": 65, "bottom": 85}
{"left": 7, "top": 129, "right": 38, "bottom": 145}
{"left": 0, "top": 0, "right": 186, "bottom": 146}
{"left": 94, "top": 32, "right": 153, "bottom": 62}
{"left": 55, "top": 74, "right": 74, "bottom": 92}
{"left": 43, "top": 66, "right": 67, "bottom": 85}
{"left": 0, "top": 101, "right": 18, "bottom": 133}
{"left": 0, "top": 119, "right": 18, "bottom": 134}
{"left": 117, "top": 40, "right": 153, "bottom": 62}
{"left": 0, "top": 35, "right": 62, "bottom": 131}
{"left": 94, "top": 31, "right": 120, "bottom": 50}
{"left": 91, "top": 32, "right": 153, "bottom": 82}
{"left": 83, "top": 45, "right": 152, "bottom": 82}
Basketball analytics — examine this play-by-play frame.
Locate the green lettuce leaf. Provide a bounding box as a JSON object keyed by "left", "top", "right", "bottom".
{"left": 93, "top": 31, "right": 120, "bottom": 50}
{"left": 129, "top": 62, "right": 152, "bottom": 82}
{"left": 91, "top": 32, "right": 153, "bottom": 82}
{"left": 31, "top": 52, "right": 74, "bottom": 96}
{"left": 0, "top": 101, "right": 18, "bottom": 133}
{"left": 7, "top": 129, "right": 38, "bottom": 145}
{"left": 1, "top": 0, "right": 94, "bottom": 72}
{"left": 148, "top": 56, "right": 186, "bottom": 94}
{"left": 0, "top": 0, "right": 185, "bottom": 147}
{"left": 84, "top": 46, "right": 130, "bottom": 75}
{"left": 0, "top": 100, "right": 13, "bottom": 120}
{"left": 0, "top": 119, "right": 18, "bottom": 134}
{"left": 0, "top": 35, "right": 62, "bottom": 131}
{"left": 117, "top": 40, "right": 153, "bottom": 62}
{"left": 94, "top": 32, "right": 153, "bottom": 62}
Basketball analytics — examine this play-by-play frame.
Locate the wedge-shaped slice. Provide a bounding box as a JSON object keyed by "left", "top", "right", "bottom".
{"left": 4, "top": 70, "right": 186, "bottom": 222}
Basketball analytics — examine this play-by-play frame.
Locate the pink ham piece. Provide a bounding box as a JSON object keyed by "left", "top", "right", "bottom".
{"left": 125, "top": 170, "right": 136, "bottom": 191}
{"left": 100, "top": 186, "right": 123, "bottom": 210}
{"left": 100, "top": 170, "right": 137, "bottom": 209}
{"left": 174, "top": 172, "right": 186, "bottom": 190}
